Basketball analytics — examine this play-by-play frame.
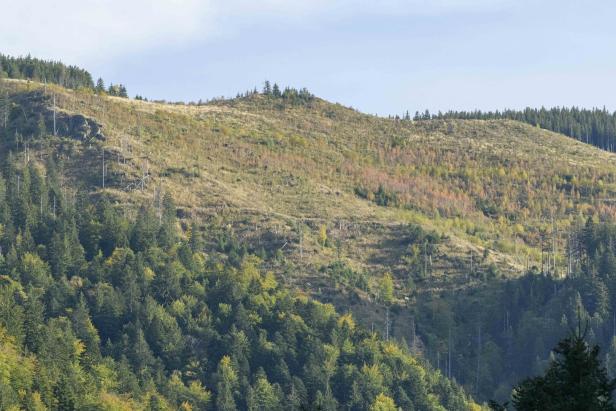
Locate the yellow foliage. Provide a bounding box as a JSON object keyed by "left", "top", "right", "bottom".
{"left": 193, "top": 252, "right": 206, "bottom": 267}
{"left": 74, "top": 339, "right": 86, "bottom": 358}
{"left": 295, "top": 292, "right": 309, "bottom": 304}
{"left": 69, "top": 276, "right": 84, "bottom": 288}
{"left": 341, "top": 338, "right": 355, "bottom": 355}
{"left": 361, "top": 363, "right": 383, "bottom": 387}
{"left": 379, "top": 272, "right": 394, "bottom": 305}
{"left": 337, "top": 313, "right": 356, "bottom": 331}
{"left": 0, "top": 327, "right": 36, "bottom": 408}
{"left": 382, "top": 341, "right": 402, "bottom": 358}
{"left": 218, "top": 303, "right": 232, "bottom": 317}
{"left": 171, "top": 300, "right": 187, "bottom": 316}
{"left": 144, "top": 267, "right": 156, "bottom": 282}
{"left": 29, "top": 392, "right": 46, "bottom": 411}
{"left": 260, "top": 271, "right": 278, "bottom": 291}
{"left": 105, "top": 248, "right": 129, "bottom": 267}
{"left": 237, "top": 255, "right": 262, "bottom": 291}
{"left": 319, "top": 225, "right": 328, "bottom": 247}
{"left": 220, "top": 355, "right": 232, "bottom": 368}
{"left": 248, "top": 312, "right": 262, "bottom": 325}
{"left": 98, "top": 392, "right": 141, "bottom": 411}
{"left": 93, "top": 363, "right": 119, "bottom": 392}
{"left": 370, "top": 393, "right": 397, "bottom": 411}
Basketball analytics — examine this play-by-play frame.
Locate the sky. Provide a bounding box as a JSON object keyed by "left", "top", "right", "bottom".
{"left": 3, "top": 0, "right": 616, "bottom": 115}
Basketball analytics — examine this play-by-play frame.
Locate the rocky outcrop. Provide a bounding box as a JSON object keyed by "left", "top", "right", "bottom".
{"left": 9, "top": 90, "right": 105, "bottom": 142}
{"left": 55, "top": 113, "right": 105, "bottom": 142}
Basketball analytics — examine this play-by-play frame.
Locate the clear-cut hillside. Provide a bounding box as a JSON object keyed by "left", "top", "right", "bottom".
{"left": 6, "top": 77, "right": 616, "bottom": 333}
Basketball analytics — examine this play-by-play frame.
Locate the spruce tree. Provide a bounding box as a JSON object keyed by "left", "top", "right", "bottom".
{"left": 95, "top": 78, "right": 105, "bottom": 93}
{"left": 511, "top": 326, "right": 616, "bottom": 411}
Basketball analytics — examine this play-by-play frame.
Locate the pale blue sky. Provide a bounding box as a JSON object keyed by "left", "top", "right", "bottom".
{"left": 4, "top": 0, "right": 616, "bottom": 115}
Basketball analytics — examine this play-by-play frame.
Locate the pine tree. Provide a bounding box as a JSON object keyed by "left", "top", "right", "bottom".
{"left": 119, "top": 84, "right": 128, "bottom": 98}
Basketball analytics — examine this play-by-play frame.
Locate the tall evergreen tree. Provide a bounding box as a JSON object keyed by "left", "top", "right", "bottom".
{"left": 511, "top": 327, "right": 616, "bottom": 411}
{"left": 95, "top": 78, "right": 105, "bottom": 93}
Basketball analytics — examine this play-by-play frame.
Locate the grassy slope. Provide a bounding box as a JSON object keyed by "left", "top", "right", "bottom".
{"left": 8, "top": 78, "right": 616, "bottom": 334}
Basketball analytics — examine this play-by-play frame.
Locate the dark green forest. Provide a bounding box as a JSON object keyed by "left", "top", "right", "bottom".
{"left": 412, "top": 217, "right": 616, "bottom": 402}
{"left": 0, "top": 54, "right": 94, "bottom": 90}
{"left": 0, "top": 54, "right": 128, "bottom": 98}
{"left": 413, "top": 107, "right": 616, "bottom": 152}
{"left": 510, "top": 328, "right": 616, "bottom": 411}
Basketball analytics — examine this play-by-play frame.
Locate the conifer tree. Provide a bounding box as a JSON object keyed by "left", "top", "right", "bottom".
{"left": 95, "top": 78, "right": 105, "bottom": 93}
{"left": 216, "top": 356, "right": 239, "bottom": 411}
{"left": 511, "top": 327, "right": 616, "bottom": 411}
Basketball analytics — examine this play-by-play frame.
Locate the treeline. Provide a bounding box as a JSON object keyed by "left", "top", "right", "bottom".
{"left": 0, "top": 54, "right": 94, "bottom": 90}
{"left": 410, "top": 107, "right": 616, "bottom": 152}
{"left": 0, "top": 54, "right": 129, "bottom": 98}
{"left": 262, "top": 80, "right": 315, "bottom": 105}
{"left": 0, "top": 152, "right": 477, "bottom": 409}
{"left": 95, "top": 78, "right": 129, "bottom": 98}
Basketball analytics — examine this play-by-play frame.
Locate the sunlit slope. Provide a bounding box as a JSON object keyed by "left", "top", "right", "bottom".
{"left": 8, "top": 79, "right": 616, "bottom": 297}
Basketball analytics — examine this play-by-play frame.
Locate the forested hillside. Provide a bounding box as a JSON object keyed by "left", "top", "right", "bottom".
{"left": 5, "top": 62, "right": 616, "bottom": 408}
{"left": 413, "top": 218, "right": 616, "bottom": 401}
{"left": 0, "top": 80, "right": 483, "bottom": 409}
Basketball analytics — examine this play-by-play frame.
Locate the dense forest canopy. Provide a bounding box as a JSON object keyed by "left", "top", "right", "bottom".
{"left": 0, "top": 160, "right": 477, "bottom": 410}
{"left": 412, "top": 107, "right": 616, "bottom": 152}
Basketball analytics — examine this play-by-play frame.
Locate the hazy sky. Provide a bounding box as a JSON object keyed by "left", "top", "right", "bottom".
{"left": 3, "top": 0, "right": 616, "bottom": 115}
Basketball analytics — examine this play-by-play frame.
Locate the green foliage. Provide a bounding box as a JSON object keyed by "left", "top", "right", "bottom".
{"left": 414, "top": 218, "right": 616, "bottom": 402}
{"left": 320, "top": 261, "right": 368, "bottom": 290}
{"left": 261, "top": 80, "right": 315, "bottom": 106}
{"left": 0, "top": 54, "right": 94, "bottom": 89}
{"left": 379, "top": 273, "right": 395, "bottom": 305}
{"left": 108, "top": 83, "right": 129, "bottom": 98}
{"left": 512, "top": 329, "right": 616, "bottom": 411}
{"left": 0, "top": 154, "right": 477, "bottom": 410}
{"left": 370, "top": 393, "right": 398, "bottom": 411}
